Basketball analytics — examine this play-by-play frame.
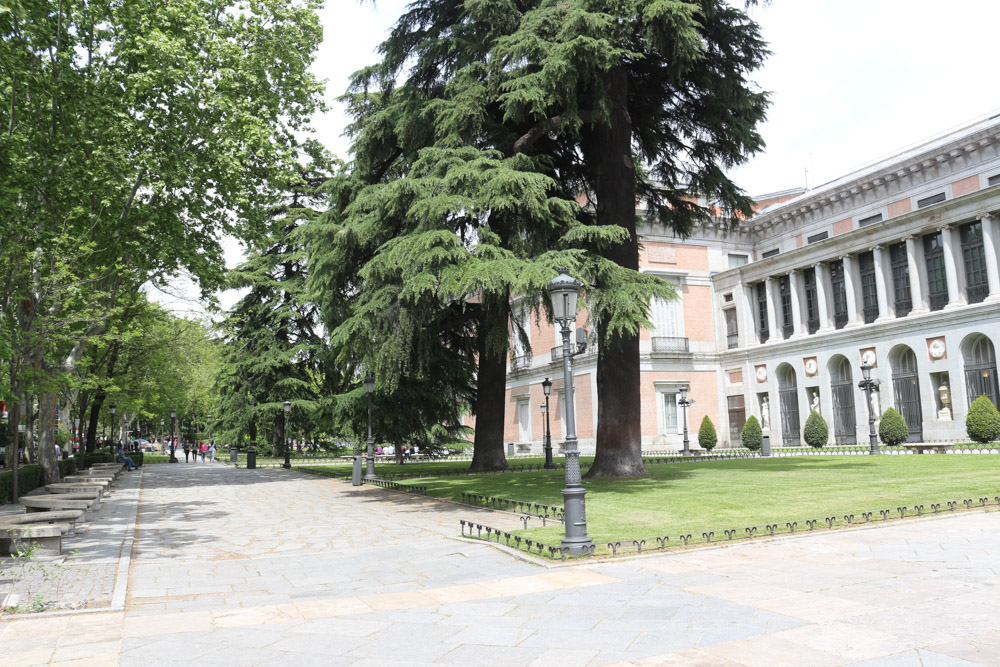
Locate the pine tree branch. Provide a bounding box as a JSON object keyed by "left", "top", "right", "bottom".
{"left": 513, "top": 112, "right": 593, "bottom": 153}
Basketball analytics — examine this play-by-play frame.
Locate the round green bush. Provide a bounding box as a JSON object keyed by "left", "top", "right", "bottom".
{"left": 803, "top": 411, "right": 829, "bottom": 448}
{"left": 698, "top": 416, "right": 718, "bottom": 451}
{"left": 966, "top": 395, "right": 1000, "bottom": 444}
{"left": 741, "top": 415, "right": 762, "bottom": 451}
{"left": 879, "top": 407, "right": 909, "bottom": 446}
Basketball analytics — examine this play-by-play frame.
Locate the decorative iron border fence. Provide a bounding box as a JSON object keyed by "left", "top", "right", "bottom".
{"left": 460, "top": 492, "right": 563, "bottom": 521}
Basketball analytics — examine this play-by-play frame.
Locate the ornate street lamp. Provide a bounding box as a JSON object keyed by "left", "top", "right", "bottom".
{"left": 364, "top": 375, "right": 376, "bottom": 480}
{"left": 160, "top": 418, "right": 165, "bottom": 452}
{"left": 548, "top": 271, "right": 593, "bottom": 555}
{"left": 541, "top": 378, "right": 555, "bottom": 469}
{"left": 207, "top": 414, "right": 213, "bottom": 448}
{"left": 282, "top": 401, "right": 292, "bottom": 469}
{"left": 859, "top": 362, "right": 880, "bottom": 455}
{"left": 678, "top": 386, "right": 696, "bottom": 456}
{"left": 169, "top": 410, "right": 178, "bottom": 462}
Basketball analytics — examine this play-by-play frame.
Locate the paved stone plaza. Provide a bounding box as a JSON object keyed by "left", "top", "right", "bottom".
{"left": 2, "top": 463, "right": 1000, "bottom": 666}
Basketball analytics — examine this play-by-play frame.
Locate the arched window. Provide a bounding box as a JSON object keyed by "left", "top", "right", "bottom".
{"left": 777, "top": 364, "right": 800, "bottom": 446}
{"left": 964, "top": 335, "right": 999, "bottom": 407}
{"left": 829, "top": 356, "right": 856, "bottom": 445}
{"left": 890, "top": 346, "right": 922, "bottom": 442}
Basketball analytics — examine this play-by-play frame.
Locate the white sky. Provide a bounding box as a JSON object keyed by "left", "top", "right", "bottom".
{"left": 154, "top": 0, "right": 1000, "bottom": 317}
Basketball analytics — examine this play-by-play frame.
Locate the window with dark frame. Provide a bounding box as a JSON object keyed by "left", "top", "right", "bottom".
{"left": 807, "top": 232, "right": 829, "bottom": 244}
{"left": 961, "top": 221, "right": 989, "bottom": 304}
{"left": 761, "top": 248, "right": 780, "bottom": 259}
{"left": 725, "top": 308, "right": 738, "bottom": 349}
{"left": 889, "top": 242, "right": 912, "bottom": 317}
{"left": 755, "top": 282, "right": 769, "bottom": 343}
{"left": 858, "top": 251, "right": 879, "bottom": 323}
{"left": 830, "top": 260, "right": 848, "bottom": 329}
{"left": 923, "top": 232, "right": 948, "bottom": 311}
{"left": 803, "top": 268, "right": 819, "bottom": 334}
{"left": 858, "top": 213, "right": 883, "bottom": 227}
{"left": 779, "top": 275, "right": 793, "bottom": 339}
{"left": 917, "top": 192, "right": 946, "bottom": 209}
{"left": 727, "top": 394, "right": 746, "bottom": 447}
{"left": 989, "top": 174, "right": 1000, "bottom": 187}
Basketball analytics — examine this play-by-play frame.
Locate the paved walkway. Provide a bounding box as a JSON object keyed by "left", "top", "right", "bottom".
{"left": 2, "top": 463, "right": 1000, "bottom": 665}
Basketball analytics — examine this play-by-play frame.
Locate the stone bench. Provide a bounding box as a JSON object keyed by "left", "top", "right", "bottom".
{"left": 0, "top": 523, "right": 68, "bottom": 556}
{"left": 20, "top": 495, "right": 100, "bottom": 514}
{"left": 0, "top": 510, "right": 85, "bottom": 537}
{"left": 908, "top": 443, "right": 955, "bottom": 455}
{"left": 62, "top": 477, "right": 112, "bottom": 491}
{"left": 46, "top": 484, "right": 105, "bottom": 502}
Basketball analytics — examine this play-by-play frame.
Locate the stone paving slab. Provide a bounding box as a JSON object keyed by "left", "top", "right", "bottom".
{"left": 2, "top": 463, "right": 1000, "bottom": 665}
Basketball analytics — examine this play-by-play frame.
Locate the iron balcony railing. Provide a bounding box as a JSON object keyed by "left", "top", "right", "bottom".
{"left": 968, "top": 283, "right": 989, "bottom": 304}
{"left": 510, "top": 354, "right": 530, "bottom": 371}
{"left": 726, "top": 333, "right": 739, "bottom": 349}
{"left": 651, "top": 337, "right": 690, "bottom": 353}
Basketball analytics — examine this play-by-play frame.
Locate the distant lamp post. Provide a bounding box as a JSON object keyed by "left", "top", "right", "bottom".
{"left": 207, "top": 415, "right": 213, "bottom": 445}
{"left": 169, "top": 410, "right": 178, "bottom": 462}
{"left": 160, "top": 418, "right": 165, "bottom": 449}
{"left": 541, "top": 378, "right": 554, "bottom": 469}
{"left": 677, "top": 386, "right": 695, "bottom": 456}
{"left": 74, "top": 418, "right": 80, "bottom": 456}
{"left": 859, "top": 362, "right": 880, "bottom": 455}
{"left": 282, "top": 401, "right": 292, "bottom": 469}
{"left": 548, "top": 271, "right": 593, "bottom": 555}
{"left": 364, "top": 375, "right": 376, "bottom": 480}
{"left": 109, "top": 404, "right": 117, "bottom": 457}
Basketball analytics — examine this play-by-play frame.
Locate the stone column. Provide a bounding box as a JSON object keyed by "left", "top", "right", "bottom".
{"left": 814, "top": 262, "right": 832, "bottom": 331}
{"left": 905, "top": 235, "right": 927, "bottom": 312}
{"left": 982, "top": 213, "right": 1000, "bottom": 302}
{"left": 742, "top": 284, "right": 758, "bottom": 346}
{"left": 940, "top": 225, "right": 965, "bottom": 308}
{"left": 765, "top": 277, "right": 779, "bottom": 342}
{"left": 788, "top": 270, "right": 803, "bottom": 337}
{"left": 872, "top": 245, "right": 891, "bottom": 321}
{"left": 842, "top": 254, "right": 862, "bottom": 327}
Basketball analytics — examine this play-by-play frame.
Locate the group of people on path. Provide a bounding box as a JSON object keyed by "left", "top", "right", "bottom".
{"left": 181, "top": 440, "right": 215, "bottom": 463}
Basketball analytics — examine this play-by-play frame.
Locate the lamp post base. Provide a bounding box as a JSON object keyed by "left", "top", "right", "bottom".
{"left": 561, "top": 485, "right": 592, "bottom": 555}
{"left": 543, "top": 444, "right": 555, "bottom": 469}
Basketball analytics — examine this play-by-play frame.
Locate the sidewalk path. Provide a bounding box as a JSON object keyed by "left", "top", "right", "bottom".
{"left": 1, "top": 462, "right": 999, "bottom": 665}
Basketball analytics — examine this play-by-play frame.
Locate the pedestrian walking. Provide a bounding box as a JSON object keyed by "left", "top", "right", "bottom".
{"left": 208, "top": 441, "right": 216, "bottom": 462}
{"left": 183, "top": 441, "right": 191, "bottom": 462}
{"left": 199, "top": 441, "right": 208, "bottom": 462}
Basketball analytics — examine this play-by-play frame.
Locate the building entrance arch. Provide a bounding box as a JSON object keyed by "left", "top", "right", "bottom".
{"left": 829, "top": 356, "right": 856, "bottom": 445}
{"left": 889, "top": 345, "right": 922, "bottom": 443}
{"left": 962, "top": 334, "right": 999, "bottom": 407}
{"left": 777, "top": 363, "right": 800, "bottom": 446}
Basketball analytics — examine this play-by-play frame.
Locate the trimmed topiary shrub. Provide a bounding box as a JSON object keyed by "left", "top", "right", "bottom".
{"left": 966, "top": 395, "right": 1000, "bottom": 443}
{"left": 741, "top": 415, "right": 762, "bottom": 451}
{"left": 803, "top": 411, "right": 829, "bottom": 448}
{"left": 879, "top": 407, "right": 909, "bottom": 446}
{"left": 698, "top": 416, "right": 718, "bottom": 451}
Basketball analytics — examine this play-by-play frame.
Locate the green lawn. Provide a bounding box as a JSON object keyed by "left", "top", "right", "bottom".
{"left": 298, "top": 456, "right": 589, "bottom": 478}
{"left": 306, "top": 455, "right": 1000, "bottom": 549}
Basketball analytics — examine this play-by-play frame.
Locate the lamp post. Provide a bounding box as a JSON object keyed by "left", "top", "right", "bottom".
{"left": 541, "top": 377, "right": 555, "bottom": 469}
{"left": 109, "top": 404, "right": 117, "bottom": 458}
{"left": 859, "top": 362, "right": 880, "bottom": 455}
{"left": 677, "top": 386, "right": 695, "bottom": 456}
{"left": 283, "top": 401, "right": 292, "bottom": 469}
{"left": 207, "top": 415, "right": 213, "bottom": 446}
{"left": 548, "top": 271, "right": 593, "bottom": 555}
{"left": 160, "top": 418, "right": 165, "bottom": 452}
{"left": 170, "top": 410, "right": 177, "bottom": 462}
{"left": 364, "top": 375, "right": 376, "bottom": 480}
{"left": 74, "top": 418, "right": 80, "bottom": 457}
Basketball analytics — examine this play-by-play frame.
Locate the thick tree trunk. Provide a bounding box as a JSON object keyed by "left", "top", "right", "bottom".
{"left": 583, "top": 66, "right": 648, "bottom": 479}
{"left": 86, "top": 391, "right": 106, "bottom": 453}
{"left": 38, "top": 391, "right": 61, "bottom": 484}
{"left": 470, "top": 297, "right": 510, "bottom": 472}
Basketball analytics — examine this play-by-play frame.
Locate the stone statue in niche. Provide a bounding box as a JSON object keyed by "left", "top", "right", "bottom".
{"left": 870, "top": 387, "right": 881, "bottom": 421}
{"left": 938, "top": 381, "right": 952, "bottom": 421}
{"left": 760, "top": 396, "right": 771, "bottom": 430}
{"left": 810, "top": 390, "right": 820, "bottom": 414}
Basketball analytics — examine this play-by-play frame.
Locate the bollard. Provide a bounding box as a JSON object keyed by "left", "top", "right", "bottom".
{"left": 352, "top": 456, "right": 363, "bottom": 486}
{"left": 230, "top": 448, "right": 238, "bottom": 464}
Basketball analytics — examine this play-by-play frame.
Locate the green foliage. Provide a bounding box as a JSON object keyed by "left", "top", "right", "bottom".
{"left": 57, "top": 458, "right": 77, "bottom": 478}
{"left": 698, "top": 416, "right": 717, "bottom": 451}
{"left": 966, "top": 395, "right": 1000, "bottom": 444}
{"left": 803, "top": 411, "right": 829, "bottom": 448}
{"left": 0, "top": 465, "right": 43, "bottom": 504}
{"left": 879, "top": 408, "right": 909, "bottom": 446}
{"left": 741, "top": 416, "right": 762, "bottom": 451}
{"left": 81, "top": 452, "right": 114, "bottom": 467}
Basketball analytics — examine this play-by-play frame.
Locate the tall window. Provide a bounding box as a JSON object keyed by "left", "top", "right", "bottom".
{"left": 803, "top": 268, "right": 819, "bottom": 334}
{"left": 727, "top": 395, "right": 746, "bottom": 446}
{"left": 858, "top": 251, "right": 879, "bottom": 323}
{"left": 728, "top": 254, "right": 749, "bottom": 269}
{"left": 961, "top": 221, "right": 989, "bottom": 304}
{"left": 649, "top": 294, "right": 684, "bottom": 339}
{"left": 755, "top": 282, "right": 769, "bottom": 343}
{"left": 779, "top": 275, "right": 793, "bottom": 339}
{"left": 724, "top": 308, "right": 738, "bottom": 349}
{"left": 830, "top": 260, "right": 848, "bottom": 329}
{"left": 889, "top": 242, "right": 912, "bottom": 317}
{"left": 662, "top": 393, "right": 678, "bottom": 434}
{"left": 923, "top": 232, "right": 948, "bottom": 311}
{"left": 517, "top": 401, "right": 531, "bottom": 442}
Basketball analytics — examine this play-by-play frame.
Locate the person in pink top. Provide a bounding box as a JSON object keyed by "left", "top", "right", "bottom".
{"left": 199, "top": 441, "right": 208, "bottom": 462}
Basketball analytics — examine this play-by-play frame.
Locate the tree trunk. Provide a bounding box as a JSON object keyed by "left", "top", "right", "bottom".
{"left": 583, "top": 65, "right": 648, "bottom": 479}
{"left": 8, "top": 390, "right": 21, "bottom": 500}
{"left": 86, "top": 391, "right": 106, "bottom": 453}
{"left": 38, "top": 391, "right": 61, "bottom": 484}
{"left": 470, "top": 296, "right": 510, "bottom": 472}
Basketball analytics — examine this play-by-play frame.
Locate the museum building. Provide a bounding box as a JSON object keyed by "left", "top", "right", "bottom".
{"left": 496, "top": 115, "right": 1000, "bottom": 452}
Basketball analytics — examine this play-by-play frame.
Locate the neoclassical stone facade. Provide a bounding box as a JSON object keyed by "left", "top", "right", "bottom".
{"left": 492, "top": 116, "right": 1000, "bottom": 452}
